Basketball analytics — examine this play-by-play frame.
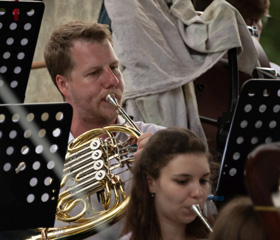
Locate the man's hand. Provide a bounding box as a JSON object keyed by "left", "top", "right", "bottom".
{"left": 133, "top": 132, "right": 153, "bottom": 158}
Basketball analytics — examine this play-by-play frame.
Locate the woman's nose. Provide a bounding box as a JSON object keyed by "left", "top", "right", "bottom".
{"left": 190, "top": 182, "right": 204, "bottom": 198}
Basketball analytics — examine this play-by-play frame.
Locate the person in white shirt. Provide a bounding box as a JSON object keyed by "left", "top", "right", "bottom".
{"left": 44, "top": 21, "right": 165, "bottom": 239}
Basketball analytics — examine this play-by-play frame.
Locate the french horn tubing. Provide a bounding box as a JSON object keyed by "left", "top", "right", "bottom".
{"left": 191, "top": 204, "right": 213, "bottom": 233}
{"left": 28, "top": 94, "right": 141, "bottom": 240}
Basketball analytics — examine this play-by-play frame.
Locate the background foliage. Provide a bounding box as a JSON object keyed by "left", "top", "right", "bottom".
{"left": 260, "top": 0, "right": 280, "bottom": 66}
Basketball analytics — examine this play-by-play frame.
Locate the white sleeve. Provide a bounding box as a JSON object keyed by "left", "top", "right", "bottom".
{"left": 134, "top": 121, "right": 165, "bottom": 134}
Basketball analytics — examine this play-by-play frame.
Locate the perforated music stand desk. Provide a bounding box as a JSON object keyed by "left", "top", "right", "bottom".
{"left": 0, "top": 0, "right": 44, "bottom": 103}
{"left": 216, "top": 79, "right": 280, "bottom": 203}
{"left": 0, "top": 102, "right": 72, "bottom": 231}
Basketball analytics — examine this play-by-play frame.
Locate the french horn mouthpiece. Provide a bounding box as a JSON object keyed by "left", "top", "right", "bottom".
{"left": 191, "top": 204, "right": 213, "bottom": 233}
{"left": 106, "top": 94, "right": 142, "bottom": 134}
{"left": 106, "top": 94, "right": 118, "bottom": 107}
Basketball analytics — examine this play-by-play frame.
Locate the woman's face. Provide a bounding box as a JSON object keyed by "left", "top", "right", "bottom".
{"left": 148, "top": 153, "right": 210, "bottom": 227}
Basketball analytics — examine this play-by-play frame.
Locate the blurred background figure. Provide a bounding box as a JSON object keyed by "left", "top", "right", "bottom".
{"left": 227, "top": 0, "right": 270, "bottom": 41}
{"left": 226, "top": 0, "right": 280, "bottom": 73}
{"left": 193, "top": 0, "right": 280, "bottom": 73}
{"left": 208, "top": 196, "right": 268, "bottom": 240}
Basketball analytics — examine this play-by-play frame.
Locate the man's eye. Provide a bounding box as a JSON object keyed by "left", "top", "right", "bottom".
{"left": 111, "top": 65, "right": 119, "bottom": 71}
{"left": 90, "top": 70, "right": 98, "bottom": 75}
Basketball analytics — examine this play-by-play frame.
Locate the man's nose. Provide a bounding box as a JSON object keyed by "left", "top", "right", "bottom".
{"left": 102, "top": 66, "right": 119, "bottom": 88}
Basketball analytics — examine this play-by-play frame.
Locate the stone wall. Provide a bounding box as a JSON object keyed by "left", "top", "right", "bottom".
{"left": 24, "top": 0, "right": 102, "bottom": 103}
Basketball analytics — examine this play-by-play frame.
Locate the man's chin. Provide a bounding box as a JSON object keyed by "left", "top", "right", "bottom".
{"left": 103, "top": 111, "right": 118, "bottom": 124}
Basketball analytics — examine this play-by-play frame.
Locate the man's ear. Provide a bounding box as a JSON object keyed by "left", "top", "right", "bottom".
{"left": 56, "top": 74, "right": 68, "bottom": 97}
{"left": 147, "top": 174, "right": 155, "bottom": 193}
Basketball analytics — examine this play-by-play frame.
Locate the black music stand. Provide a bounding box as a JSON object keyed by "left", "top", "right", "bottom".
{"left": 0, "top": 103, "right": 72, "bottom": 231}
{"left": 0, "top": 0, "right": 44, "bottom": 103}
{"left": 216, "top": 79, "right": 280, "bottom": 204}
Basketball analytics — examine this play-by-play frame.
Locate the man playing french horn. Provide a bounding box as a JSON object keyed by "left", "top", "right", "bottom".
{"left": 44, "top": 21, "right": 164, "bottom": 239}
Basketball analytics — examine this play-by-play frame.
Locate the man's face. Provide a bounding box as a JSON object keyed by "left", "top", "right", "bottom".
{"left": 58, "top": 40, "right": 124, "bottom": 127}
{"left": 245, "top": 19, "right": 263, "bottom": 41}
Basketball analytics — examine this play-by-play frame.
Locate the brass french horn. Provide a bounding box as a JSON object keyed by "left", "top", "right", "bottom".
{"left": 28, "top": 94, "right": 141, "bottom": 239}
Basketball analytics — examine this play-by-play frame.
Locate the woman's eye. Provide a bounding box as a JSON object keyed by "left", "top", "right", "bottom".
{"left": 200, "top": 179, "right": 210, "bottom": 185}
{"left": 175, "top": 180, "right": 187, "bottom": 185}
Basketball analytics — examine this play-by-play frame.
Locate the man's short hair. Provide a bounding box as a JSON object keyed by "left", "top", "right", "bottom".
{"left": 44, "top": 21, "right": 112, "bottom": 94}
